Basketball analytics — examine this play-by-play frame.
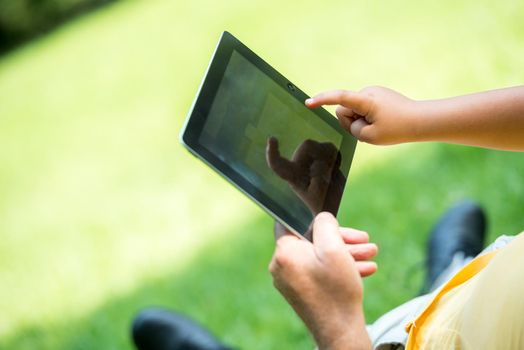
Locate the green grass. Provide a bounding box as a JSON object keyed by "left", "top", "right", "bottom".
{"left": 0, "top": 0, "right": 523, "bottom": 348}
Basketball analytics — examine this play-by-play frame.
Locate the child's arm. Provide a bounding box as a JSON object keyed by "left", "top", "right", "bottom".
{"left": 306, "top": 86, "right": 524, "bottom": 151}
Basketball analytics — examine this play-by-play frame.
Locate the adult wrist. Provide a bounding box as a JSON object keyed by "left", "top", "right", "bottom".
{"left": 314, "top": 307, "right": 371, "bottom": 350}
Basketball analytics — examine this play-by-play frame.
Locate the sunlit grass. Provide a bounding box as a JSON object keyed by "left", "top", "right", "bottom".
{"left": 0, "top": 0, "right": 523, "bottom": 348}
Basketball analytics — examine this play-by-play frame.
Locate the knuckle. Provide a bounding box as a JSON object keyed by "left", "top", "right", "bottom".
{"left": 360, "top": 85, "right": 382, "bottom": 96}
{"left": 272, "top": 248, "right": 294, "bottom": 269}
{"left": 335, "top": 89, "right": 347, "bottom": 98}
{"left": 276, "top": 235, "right": 296, "bottom": 248}
{"left": 340, "top": 90, "right": 354, "bottom": 102}
{"left": 268, "top": 259, "right": 277, "bottom": 274}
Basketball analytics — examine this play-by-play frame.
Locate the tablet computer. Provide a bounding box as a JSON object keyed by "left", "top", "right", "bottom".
{"left": 180, "top": 31, "right": 357, "bottom": 240}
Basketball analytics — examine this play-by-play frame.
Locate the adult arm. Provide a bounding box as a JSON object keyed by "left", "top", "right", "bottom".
{"left": 269, "top": 213, "right": 375, "bottom": 350}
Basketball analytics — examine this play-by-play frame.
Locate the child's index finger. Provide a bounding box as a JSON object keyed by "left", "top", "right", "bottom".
{"left": 306, "top": 89, "right": 371, "bottom": 115}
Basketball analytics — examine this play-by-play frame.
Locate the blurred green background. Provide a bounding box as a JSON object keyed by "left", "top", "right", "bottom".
{"left": 0, "top": 0, "right": 116, "bottom": 53}
{"left": 1, "top": 0, "right": 523, "bottom": 349}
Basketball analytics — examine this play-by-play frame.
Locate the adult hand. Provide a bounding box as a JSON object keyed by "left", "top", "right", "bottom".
{"left": 266, "top": 137, "right": 344, "bottom": 214}
{"left": 306, "top": 86, "right": 417, "bottom": 145}
{"left": 273, "top": 222, "right": 378, "bottom": 278}
{"left": 269, "top": 213, "right": 375, "bottom": 350}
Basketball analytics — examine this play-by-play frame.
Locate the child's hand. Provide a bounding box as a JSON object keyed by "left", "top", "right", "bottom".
{"left": 307, "top": 85, "right": 524, "bottom": 150}
{"left": 306, "top": 86, "right": 419, "bottom": 145}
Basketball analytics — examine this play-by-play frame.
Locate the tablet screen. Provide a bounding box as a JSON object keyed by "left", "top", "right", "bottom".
{"left": 182, "top": 32, "right": 356, "bottom": 237}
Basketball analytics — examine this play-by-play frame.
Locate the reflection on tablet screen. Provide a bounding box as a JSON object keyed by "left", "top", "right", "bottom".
{"left": 198, "top": 50, "right": 344, "bottom": 234}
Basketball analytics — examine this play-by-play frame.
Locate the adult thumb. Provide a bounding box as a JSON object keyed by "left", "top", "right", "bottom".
{"left": 312, "top": 212, "right": 344, "bottom": 254}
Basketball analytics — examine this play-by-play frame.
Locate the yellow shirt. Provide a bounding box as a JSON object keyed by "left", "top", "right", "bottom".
{"left": 406, "top": 232, "right": 524, "bottom": 349}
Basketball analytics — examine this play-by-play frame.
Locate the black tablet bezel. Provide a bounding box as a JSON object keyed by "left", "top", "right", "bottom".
{"left": 181, "top": 31, "right": 357, "bottom": 237}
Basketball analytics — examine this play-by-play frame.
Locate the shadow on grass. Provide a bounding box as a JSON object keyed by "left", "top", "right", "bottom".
{"left": 1, "top": 214, "right": 314, "bottom": 350}
{"left": 3, "top": 143, "right": 523, "bottom": 349}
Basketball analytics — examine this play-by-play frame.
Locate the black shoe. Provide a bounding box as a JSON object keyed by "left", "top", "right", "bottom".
{"left": 131, "top": 308, "right": 234, "bottom": 350}
{"left": 421, "top": 201, "right": 486, "bottom": 294}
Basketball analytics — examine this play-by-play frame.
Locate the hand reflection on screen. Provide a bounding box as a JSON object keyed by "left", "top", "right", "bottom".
{"left": 265, "top": 137, "right": 345, "bottom": 215}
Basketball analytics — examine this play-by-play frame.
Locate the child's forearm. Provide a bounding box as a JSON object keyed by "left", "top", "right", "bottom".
{"left": 413, "top": 86, "right": 524, "bottom": 151}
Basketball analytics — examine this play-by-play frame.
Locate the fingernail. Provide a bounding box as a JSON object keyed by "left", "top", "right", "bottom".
{"left": 305, "top": 98, "right": 313, "bottom": 105}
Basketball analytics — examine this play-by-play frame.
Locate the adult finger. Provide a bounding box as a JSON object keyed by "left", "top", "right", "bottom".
{"left": 269, "top": 232, "right": 302, "bottom": 273}
{"left": 274, "top": 222, "right": 303, "bottom": 245}
{"left": 346, "top": 243, "right": 378, "bottom": 261}
{"left": 356, "top": 261, "right": 378, "bottom": 277}
{"left": 274, "top": 221, "right": 289, "bottom": 241}
{"left": 312, "top": 212, "right": 344, "bottom": 255}
{"left": 306, "top": 90, "right": 372, "bottom": 116}
{"left": 340, "top": 227, "right": 369, "bottom": 244}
